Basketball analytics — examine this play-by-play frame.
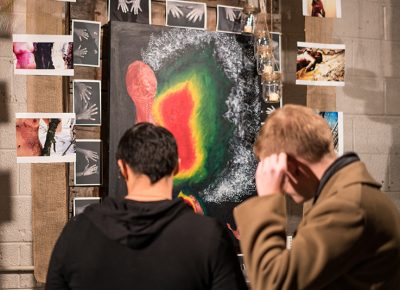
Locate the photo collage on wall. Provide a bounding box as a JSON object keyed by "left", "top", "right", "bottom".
{"left": 16, "top": 113, "right": 76, "bottom": 163}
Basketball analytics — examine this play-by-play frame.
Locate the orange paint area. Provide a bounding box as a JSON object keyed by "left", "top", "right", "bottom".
{"left": 153, "top": 81, "right": 204, "bottom": 180}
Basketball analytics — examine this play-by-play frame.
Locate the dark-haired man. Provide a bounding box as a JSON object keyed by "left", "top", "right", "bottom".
{"left": 234, "top": 105, "right": 400, "bottom": 290}
{"left": 46, "top": 123, "right": 247, "bottom": 290}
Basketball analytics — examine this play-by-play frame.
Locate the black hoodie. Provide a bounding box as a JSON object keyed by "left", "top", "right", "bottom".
{"left": 45, "top": 197, "right": 248, "bottom": 290}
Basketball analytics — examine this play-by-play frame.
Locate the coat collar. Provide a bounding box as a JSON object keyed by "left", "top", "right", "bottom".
{"left": 316, "top": 161, "right": 381, "bottom": 204}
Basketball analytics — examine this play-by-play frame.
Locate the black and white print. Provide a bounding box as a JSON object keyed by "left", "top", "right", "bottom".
{"left": 72, "top": 20, "right": 101, "bottom": 67}
{"left": 216, "top": 5, "right": 243, "bottom": 34}
{"left": 108, "top": 0, "right": 151, "bottom": 24}
{"left": 74, "top": 139, "right": 102, "bottom": 186}
{"left": 166, "top": 0, "right": 207, "bottom": 30}
{"left": 73, "top": 80, "right": 101, "bottom": 126}
{"left": 73, "top": 197, "right": 101, "bottom": 216}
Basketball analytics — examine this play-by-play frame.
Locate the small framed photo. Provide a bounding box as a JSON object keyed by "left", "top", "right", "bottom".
{"left": 13, "top": 34, "right": 73, "bottom": 76}
{"left": 296, "top": 42, "right": 345, "bottom": 87}
{"left": 75, "top": 139, "right": 102, "bottom": 186}
{"left": 319, "top": 111, "right": 344, "bottom": 156}
{"left": 72, "top": 20, "right": 101, "bottom": 67}
{"left": 16, "top": 113, "right": 76, "bottom": 163}
{"left": 270, "top": 32, "right": 281, "bottom": 72}
{"left": 108, "top": 0, "right": 151, "bottom": 24}
{"left": 166, "top": 0, "right": 207, "bottom": 30}
{"left": 216, "top": 5, "right": 243, "bottom": 34}
{"left": 73, "top": 80, "right": 101, "bottom": 126}
{"left": 73, "top": 197, "right": 101, "bottom": 216}
{"left": 302, "top": 0, "right": 342, "bottom": 18}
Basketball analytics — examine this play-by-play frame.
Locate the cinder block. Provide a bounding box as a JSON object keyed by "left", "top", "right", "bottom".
{"left": 332, "top": 0, "right": 360, "bottom": 38}
{"left": 0, "top": 57, "right": 13, "bottom": 99}
{"left": 336, "top": 77, "right": 385, "bottom": 115}
{"left": 382, "top": 40, "right": 400, "bottom": 78}
{"left": 385, "top": 78, "right": 400, "bottom": 115}
{"left": 358, "top": 153, "right": 389, "bottom": 191}
{"left": 385, "top": 192, "right": 400, "bottom": 213}
{"left": 13, "top": 75, "right": 27, "bottom": 104}
{"left": 343, "top": 114, "right": 353, "bottom": 152}
{"left": 0, "top": 273, "right": 19, "bottom": 288}
{"left": 19, "top": 273, "right": 42, "bottom": 288}
{"left": 0, "top": 38, "right": 12, "bottom": 58}
{"left": 353, "top": 116, "right": 400, "bottom": 154}
{"left": 353, "top": 39, "right": 384, "bottom": 78}
{"left": 12, "top": 0, "right": 27, "bottom": 14}
{"left": 0, "top": 150, "right": 18, "bottom": 196}
{"left": 358, "top": 1, "right": 384, "bottom": 40}
{"left": 389, "top": 154, "right": 400, "bottom": 191}
{"left": 384, "top": 5, "right": 400, "bottom": 41}
{"left": 0, "top": 243, "right": 20, "bottom": 266}
{"left": 0, "top": 196, "right": 32, "bottom": 242}
{"left": 18, "top": 163, "right": 31, "bottom": 196}
{"left": 11, "top": 12, "right": 26, "bottom": 34}
{"left": 19, "top": 243, "right": 32, "bottom": 266}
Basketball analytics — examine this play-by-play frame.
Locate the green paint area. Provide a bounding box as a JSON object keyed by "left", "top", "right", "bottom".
{"left": 155, "top": 45, "right": 234, "bottom": 197}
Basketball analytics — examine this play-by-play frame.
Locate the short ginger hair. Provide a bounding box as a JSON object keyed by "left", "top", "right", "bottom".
{"left": 254, "top": 104, "right": 335, "bottom": 163}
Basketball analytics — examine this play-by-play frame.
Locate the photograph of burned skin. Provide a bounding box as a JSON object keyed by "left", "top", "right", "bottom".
{"left": 296, "top": 42, "right": 345, "bottom": 86}
{"left": 16, "top": 113, "right": 76, "bottom": 163}
{"left": 13, "top": 34, "right": 73, "bottom": 76}
{"left": 302, "top": 0, "right": 342, "bottom": 18}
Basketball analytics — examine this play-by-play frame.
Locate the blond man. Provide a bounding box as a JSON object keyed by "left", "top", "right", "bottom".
{"left": 234, "top": 104, "right": 400, "bottom": 290}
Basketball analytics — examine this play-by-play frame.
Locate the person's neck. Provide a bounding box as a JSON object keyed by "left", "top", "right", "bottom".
{"left": 124, "top": 174, "right": 173, "bottom": 202}
{"left": 306, "top": 154, "right": 337, "bottom": 181}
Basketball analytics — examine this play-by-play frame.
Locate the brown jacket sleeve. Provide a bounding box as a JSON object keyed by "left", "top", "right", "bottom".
{"left": 234, "top": 194, "right": 365, "bottom": 290}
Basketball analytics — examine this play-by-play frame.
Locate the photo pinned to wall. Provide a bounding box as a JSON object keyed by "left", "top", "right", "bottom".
{"left": 319, "top": 111, "right": 343, "bottom": 155}
{"left": 302, "top": 0, "right": 342, "bottom": 18}
{"left": 166, "top": 0, "right": 207, "bottom": 30}
{"left": 72, "top": 20, "right": 101, "bottom": 67}
{"left": 73, "top": 197, "right": 101, "bottom": 216}
{"left": 108, "top": 0, "right": 151, "bottom": 24}
{"left": 74, "top": 139, "right": 102, "bottom": 186}
{"left": 216, "top": 5, "right": 243, "bottom": 34}
{"left": 260, "top": 97, "right": 282, "bottom": 125}
{"left": 73, "top": 80, "right": 101, "bottom": 126}
{"left": 16, "top": 113, "right": 76, "bottom": 163}
{"left": 296, "top": 42, "right": 345, "bottom": 87}
{"left": 56, "top": 0, "right": 76, "bottom": 2}
{"left": 12, "top": 34, "right": 73, "bottom": 76}
{"left": 270, "top": 32, "right": 281, "bottom": 71}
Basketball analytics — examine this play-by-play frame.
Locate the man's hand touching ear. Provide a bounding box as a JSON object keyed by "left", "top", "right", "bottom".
{"left": 256, "top": 152, "right": 287, "bottom": 197}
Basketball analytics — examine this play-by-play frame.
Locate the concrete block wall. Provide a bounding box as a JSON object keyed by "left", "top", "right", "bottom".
{"left": 334, "top": 0, "right": 400, "bottom": 206}
{"left": 0, "top": 0, "right": 43, "bottom": 288}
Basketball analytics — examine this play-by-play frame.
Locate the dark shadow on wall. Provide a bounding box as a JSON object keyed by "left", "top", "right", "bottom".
{"left": 0, "top": 0, "right": 14, "bottom": 39}
{"left": 0, "top": 172, "right": 12, "bottom": 290}
{"left": 280, "top": 0, "right": 307, "bottom": 108}
{"left": 279, "top": 0, "right": 306, "bottom": 235}
{"left": 0, "top": 81, "right": 10, "bottom": 122}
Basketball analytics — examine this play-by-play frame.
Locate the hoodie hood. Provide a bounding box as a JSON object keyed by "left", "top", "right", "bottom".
{"left": 83, "top": 197, "right": 190, "bottom": 249}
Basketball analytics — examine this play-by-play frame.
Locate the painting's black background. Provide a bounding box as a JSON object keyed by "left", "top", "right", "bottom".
{"left": 103, "top": 21, "right": 261, "bottom": 250}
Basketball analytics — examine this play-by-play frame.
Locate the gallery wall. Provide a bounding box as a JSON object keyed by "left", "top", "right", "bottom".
{"left": 0, "top": 0, "right": 399, "bottom": 288}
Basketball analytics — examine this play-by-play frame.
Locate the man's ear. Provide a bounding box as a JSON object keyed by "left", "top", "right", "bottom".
{"left": 117, "top": 159, "right": 128, "bottom": 181}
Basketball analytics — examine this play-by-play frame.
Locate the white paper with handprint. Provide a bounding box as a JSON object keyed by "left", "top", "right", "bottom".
{"left": 73, "top": 80, "right": 102, "bottom": 126}
{"left": 74, "top": 139, "right": 102, "bottom": 186}
{"left": 166, "top": 0, "right": 207, "bottom": 30}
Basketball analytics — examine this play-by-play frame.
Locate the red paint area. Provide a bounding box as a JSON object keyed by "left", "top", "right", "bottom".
{"left": 125, "top": 61, "right": 157, "bottom": 123}
{"left": 159, "top": 85, "right": 196, "bottom": 172}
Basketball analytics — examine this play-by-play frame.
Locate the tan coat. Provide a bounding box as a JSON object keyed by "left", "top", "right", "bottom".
{"left": 234, "top": 161, "right": 400, "bottom": 290}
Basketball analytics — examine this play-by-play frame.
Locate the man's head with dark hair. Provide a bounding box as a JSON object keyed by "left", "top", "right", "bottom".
{"left": 116, "top": 123, "right": 179, "bottom": 184}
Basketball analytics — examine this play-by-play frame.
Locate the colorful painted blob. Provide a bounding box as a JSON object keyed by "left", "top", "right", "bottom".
{"left": 153, "top": 47, "right": 233, "bottom": 191}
